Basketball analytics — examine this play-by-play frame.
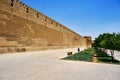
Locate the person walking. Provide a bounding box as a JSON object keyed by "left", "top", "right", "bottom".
{"left": 78, "top": 48, "right": 80, "bottom": 52}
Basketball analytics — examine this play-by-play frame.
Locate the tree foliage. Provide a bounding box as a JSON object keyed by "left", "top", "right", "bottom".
{"left": 93, "top": 33, "right": 120, "bottom": 51}
{"left": 93, "top": 33, "right": 120, "bottom": 62}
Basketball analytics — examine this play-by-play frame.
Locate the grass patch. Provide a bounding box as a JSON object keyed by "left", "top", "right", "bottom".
{"left": 62, "top": 48, "right": 120, "bottom": 65}
{"left": 95, "top": 49, "right": 120, "bottom": 64}
{"left": 62, "top": 48, "right": 94, "bottom": 62}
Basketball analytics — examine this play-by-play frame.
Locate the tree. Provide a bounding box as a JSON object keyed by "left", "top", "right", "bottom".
{"left": 116, "top": 33, "right": 120, "bottom": 51}
{"left": 93, "top": 33, "right": 120, "bottom": 62}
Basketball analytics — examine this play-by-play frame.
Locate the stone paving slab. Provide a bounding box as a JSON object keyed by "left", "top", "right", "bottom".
{"left": 0, "top": 48, "right": 120, "bottom": 80}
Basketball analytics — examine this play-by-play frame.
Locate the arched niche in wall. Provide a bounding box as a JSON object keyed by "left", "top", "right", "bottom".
{"left": 37, "top": 13, "right": 39, "bottom": 18}
{"left": 26, "top": 7, "right": 29, "bottom": 13}
{"left": 9, "top": 0, "right": 14, "bottom": 6}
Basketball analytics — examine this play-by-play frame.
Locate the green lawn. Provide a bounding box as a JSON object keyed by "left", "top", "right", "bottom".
{"left": 62, "top": 48, "right": 94, "bottom": 62}
{"left": 95, "top": 49, "right": 120, "bottom": 64}
{"left": 62, "top": 48, "right": 120, "bottom": 65}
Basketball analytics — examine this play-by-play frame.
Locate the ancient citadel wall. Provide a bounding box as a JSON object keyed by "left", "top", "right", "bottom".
{"left": 0, "top": 0, "right": 91, "bottom": 52}
{"left": 84, "top": 36, "right": 92, "bottom": 48}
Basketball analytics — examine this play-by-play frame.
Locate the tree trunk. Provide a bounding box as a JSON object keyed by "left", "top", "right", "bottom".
{"left": 110, "top": 50, "right": 114, "bottom": 62}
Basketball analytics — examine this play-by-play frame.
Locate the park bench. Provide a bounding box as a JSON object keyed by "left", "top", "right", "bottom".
{"left": 67, "top": 52, "right": 72, "bottom": 55}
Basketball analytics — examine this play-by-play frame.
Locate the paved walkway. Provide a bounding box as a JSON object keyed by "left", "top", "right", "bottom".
{"left": 0, "top": 48, "right": 120, "bottom": 80}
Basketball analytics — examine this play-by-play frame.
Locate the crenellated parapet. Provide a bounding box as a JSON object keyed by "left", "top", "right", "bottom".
{"left": 1, "top": 0, "right": 83, "bottom": 35}
{"left": 0, "top": 0, "right": 91, "bottom": 49}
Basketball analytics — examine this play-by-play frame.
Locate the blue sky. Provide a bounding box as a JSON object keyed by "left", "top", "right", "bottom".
{"left": 20, "top": 0, "right": 120, "bottom": 39}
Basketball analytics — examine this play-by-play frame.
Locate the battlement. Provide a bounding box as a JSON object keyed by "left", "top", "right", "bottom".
{"left": 0, "top": 0, "right": 91, "bottom": 52}
{"left": 0, "top": 0, "right": 83, "bottom": 36}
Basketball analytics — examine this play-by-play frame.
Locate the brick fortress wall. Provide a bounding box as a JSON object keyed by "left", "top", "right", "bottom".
{"left": 0, "top": 0, "right": 91, "bottom": 53}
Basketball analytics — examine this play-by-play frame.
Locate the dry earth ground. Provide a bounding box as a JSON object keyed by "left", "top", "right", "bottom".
{"left": 0, "top": 48, "right": 120, "bottom": 80}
